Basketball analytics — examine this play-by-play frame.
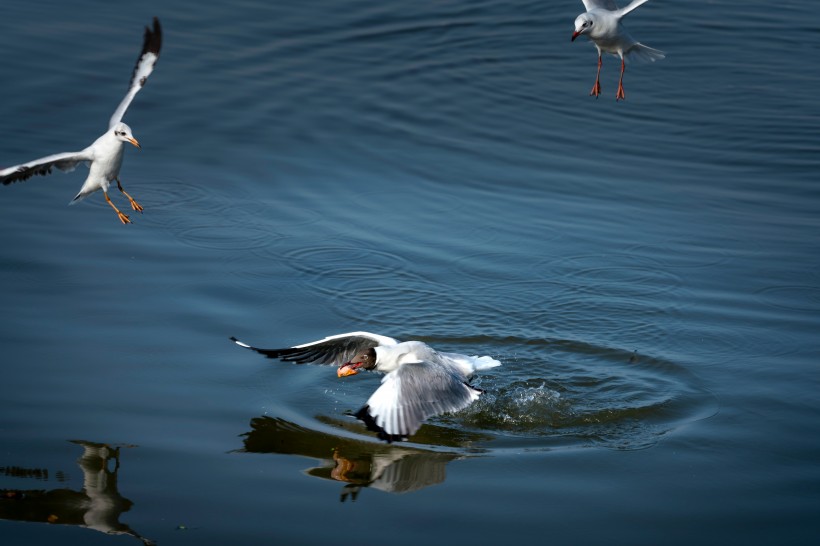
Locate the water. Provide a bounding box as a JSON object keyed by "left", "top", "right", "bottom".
{"left": 1, "top": 0, "right": 818, "bottom": 544}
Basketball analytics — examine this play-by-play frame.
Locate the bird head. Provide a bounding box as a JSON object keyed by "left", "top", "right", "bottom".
{"left": 113, "top": 122, "right": 141, "bottom": 149}
{"left": 572, "top": 13, "right": 594, "bottom": 41}
{"left": 338, "top": 347, "right": 377, "bottom": 377}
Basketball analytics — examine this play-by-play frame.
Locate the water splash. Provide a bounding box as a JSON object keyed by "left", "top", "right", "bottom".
{"left": 462, "top": 380, "right": 567, "bottom": 431}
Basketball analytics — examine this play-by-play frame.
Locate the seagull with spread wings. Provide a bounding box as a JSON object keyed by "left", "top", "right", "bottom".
{"left": 0, "top": 17, "right": 162, "bottom": 224}
{"left": 571, "top": 0, "right": 663, "bottom": 100}
{"left": 231, "top": 332, "right": 501, "bottom": 442}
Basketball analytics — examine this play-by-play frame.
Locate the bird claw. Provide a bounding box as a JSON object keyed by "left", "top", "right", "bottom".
{"left": 589, "top": 81, "right": 602, "bottom": 98}
{"left": 117, "top": 212, "right": 132, "bottom": 224}
{"left": 129, "top": 199, "right": 144, "bottom": 213}
{"left": 616, "top": 85, "right": 626, "bottom": 101}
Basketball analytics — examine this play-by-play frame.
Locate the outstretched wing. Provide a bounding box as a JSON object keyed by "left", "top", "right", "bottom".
{"left": 0, "top": 150, "right": 93, "bottom": 185}
{"left": 108, "top": 17, "right": 162, "bottom": 129}
{"left": 615, "top": 0, "right": 651, "bottom": 19}
{"left": 356, "top": 361, "right": 482, "bottom": 442}
{"left": 230, "top": 331, "right": 399, "bottom": 365}
{"left": 582, "top": 0, "right": 618, "bottom": 12}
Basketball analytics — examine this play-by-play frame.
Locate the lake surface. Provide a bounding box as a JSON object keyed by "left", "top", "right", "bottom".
{"left": 1, "top": 1, "right": 818, "bottom": 544}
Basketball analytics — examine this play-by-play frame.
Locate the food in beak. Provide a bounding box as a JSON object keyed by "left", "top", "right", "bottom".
{"left": 337, "top": 364, "right": 359, "bottom": 377}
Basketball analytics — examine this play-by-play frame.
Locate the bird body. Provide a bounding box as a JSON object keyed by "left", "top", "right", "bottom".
{"left": 571, "top": 0, "right": 663, "bottom": 100}
{"left": 71, "top": 124, "right": 134, "bottom": 203}
{"left": 231, "top": 332, "right": 501, "bottom": 442}
{"left": 370, "top": 340, "right": 497, "bottom": 376}
{"left": 0, "top": 18, "right": 161, "bottom": 223}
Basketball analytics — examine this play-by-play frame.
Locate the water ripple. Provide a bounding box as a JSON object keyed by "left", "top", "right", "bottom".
{"left": 538, "top": 253, "right": 683, "bottom": 299}
{"left": 459, "top": 341, "right": 716, "bottom": 451}
{"left": 282, "top": 244, "right": 410, "bottom": 279}
{"left": 256, "top": 332, "right": 716, "bottom": 453}
{"left": 324, "top": 278, "right": 466, "bottom": 333}
{"left": 755, "top": 285, "right": 820, "bottom": 313}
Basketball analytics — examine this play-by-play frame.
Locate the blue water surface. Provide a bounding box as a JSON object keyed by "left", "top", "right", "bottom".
{"left": 1, "top": 1, "right": 818, "bottom": 544}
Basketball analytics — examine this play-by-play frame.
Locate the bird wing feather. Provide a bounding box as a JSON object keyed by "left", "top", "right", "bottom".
{"left": 358, "top": 361, "right": 481, "bottom": 440}
{"left": 0, "top": 150, "right": 93, "bottom": 185}
{"left": 108, "top": 17, "right": 162, "bottom": 129}
{"left": 230, "top": 331, "right": 399, "bottom": 365}
{"left": 582, "top": 0, "right": 619, "bottom": 12}
{"left": 615, "top": 0, "right": 651, "bottom": 19}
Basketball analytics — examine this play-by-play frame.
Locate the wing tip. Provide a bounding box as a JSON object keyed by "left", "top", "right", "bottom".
{"left": 230, "top": 336, "right": 252, "bottom": 349}
{"left": 355, "top": 405, "right": 408, "bottom": 443}
{"left": 144, "top": 17, "right": 162, "bottom": 56}
{"left": 2, "top": 164, "right": 57, "bottom": 185}
{"left": 229, "top": 337, "right": 292, "bottom": 360}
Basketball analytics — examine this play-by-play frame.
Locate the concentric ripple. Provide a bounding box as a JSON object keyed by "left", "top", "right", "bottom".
{"left": 537, "top": 253, "right": 683, "bottom": 299}
{"left": 281, "top": 244, "right": 410, "bottom": 280}
{"left": 755, "top": 285, "right": 820, "bottom": 313}
{"left": 251, "top": 334, "right": 716, "bottom": 454}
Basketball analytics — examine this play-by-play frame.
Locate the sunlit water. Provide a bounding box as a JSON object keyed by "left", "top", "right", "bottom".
{"left": 1, "top": 1, "right": 818, "bottom": 545}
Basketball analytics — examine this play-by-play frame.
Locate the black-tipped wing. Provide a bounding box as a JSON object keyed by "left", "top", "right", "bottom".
{"left": 230, "top": 331, "right": 399, "bottom": 365}
{"left": 357, "top": 361, "right": 481, "bottom": 442}
{"left": 0, "top": 150, "right": 93, "bottom": 185}
{"left": 108, "top": 17, "right": 162, "bottom": 129}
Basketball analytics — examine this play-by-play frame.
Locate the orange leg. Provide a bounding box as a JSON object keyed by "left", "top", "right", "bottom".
{"left": 616, "top": 58, "right": 626, "bottom": 101}
{"left": 590, "top": 54, "right": 602, "bottom": 98}
{"left": 117, "top": 177, "right": 143, "bottom": 213}
{"left": 104, "top": 191, "right": 131, "bottom": 224}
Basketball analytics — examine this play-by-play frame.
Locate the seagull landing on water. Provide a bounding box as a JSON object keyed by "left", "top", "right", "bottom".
{"left": 0, "top": 18, "right": 162, "bottom": 224}
{"left": 571, "top": 0, "right": 664, "bottom": 100}
{"left": 230, "top": 332, "right": 501, "bottom": 442}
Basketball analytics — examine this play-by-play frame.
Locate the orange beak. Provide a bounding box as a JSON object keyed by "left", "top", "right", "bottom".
{"left": 127, "top": 137, "right": 141, "bottom": 149}
{"left": 337, "top": 364, "right": 359, "bottom": 378}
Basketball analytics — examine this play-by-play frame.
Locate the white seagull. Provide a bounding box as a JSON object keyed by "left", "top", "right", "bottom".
{"left": 0, "top": 18, "right": 162, "bottom": 224}
{"left": 571, "top": 0, "right": 664, "bottom": 100}
{"left": 231, "top": 332, "right": 501, "bottom": 442}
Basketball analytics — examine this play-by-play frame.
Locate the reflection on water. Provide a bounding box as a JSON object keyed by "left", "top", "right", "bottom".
{"left": 239, "top": 416, "right": 464, "bottom": 501}
{"left": 238, "top": 333, "right": 716, "bottom": 470}
{"left": 0, "top": 441, "right": 153, "bottom": 545}
{"left": 237, "top": 335, "right": 718, "bottom": 497}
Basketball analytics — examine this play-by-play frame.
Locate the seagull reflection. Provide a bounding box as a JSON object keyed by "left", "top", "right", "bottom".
{"left": 0, "top": 440, "right": 153, "bottom": 545}
{"left": 239, "top": 416, "right": 475, "bottom": 501}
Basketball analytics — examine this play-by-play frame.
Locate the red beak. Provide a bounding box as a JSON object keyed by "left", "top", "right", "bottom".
{"left": 571, "top": 31, "right": 580, "bottom": 42}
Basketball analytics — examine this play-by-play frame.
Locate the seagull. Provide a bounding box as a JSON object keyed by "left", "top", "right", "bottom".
{"left": 571, "top": 0, "right": 664, "bottom": 100}
{"left": 230, "top": 332, "right": 501, "bottom": 442}
{"left": 0, "top": 18, "right": 162, "bottom": 224}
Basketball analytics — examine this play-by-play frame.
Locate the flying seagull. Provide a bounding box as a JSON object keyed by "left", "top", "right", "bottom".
{"left": 230, "top": 332, "right": 501, "bottom": 442}
{"left": 571, "top": 0, "right": 664, "bottom": 100}
{"left": 0, "top": 17, "right": 162, "bottom": 224}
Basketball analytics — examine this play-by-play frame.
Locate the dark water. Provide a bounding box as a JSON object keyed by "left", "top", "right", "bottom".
{"left": 1, "top": 0, "right": 818, "bottom": 544}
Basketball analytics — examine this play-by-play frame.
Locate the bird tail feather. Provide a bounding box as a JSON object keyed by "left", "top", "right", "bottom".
{"left": 470, "top": 355, "right": 502, "bottom": 371}
{"left": 69, "top": 190, "right": 90, "bottom": 205}
{"left": 625, "top": 43, "right": 665, "bottom": 64}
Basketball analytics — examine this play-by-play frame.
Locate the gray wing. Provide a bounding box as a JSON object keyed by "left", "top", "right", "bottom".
{"left": 108, "top": 17, "right": 162, "bottom": 129}
{"left": 0, "top": 150, "right": 93, "bottom": 185}
{"left": 582, "top": 0, "right": 619, "bottom": 11}
{"left": 356, "top": 361, "right": 481, "bottom": 442}
{"left": 230, "top": 331, "right": 398, "bottom": 365}
{"left": 368, "top": 452, "right": 453, "bottom": 494}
